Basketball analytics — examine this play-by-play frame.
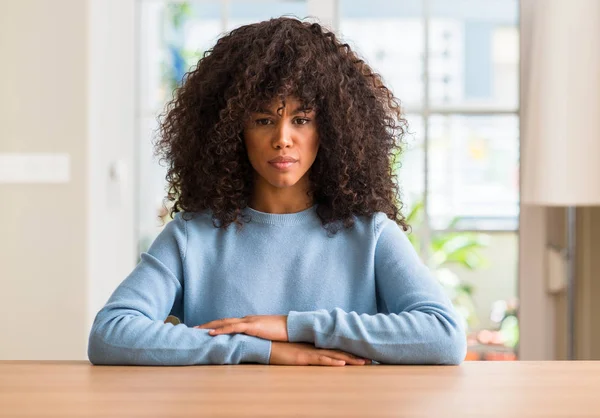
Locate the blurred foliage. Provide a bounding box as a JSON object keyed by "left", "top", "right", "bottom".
{"left": 404, "top": 200, "right": 490, "bottom": 330}
{"left": 162, "top": 2, "right": 202, "bottom": 97}
{"left": 491, "top": 298, "right": 519, "bottom": 349}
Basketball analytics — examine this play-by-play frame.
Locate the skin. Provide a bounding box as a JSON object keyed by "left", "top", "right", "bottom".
{"left": 193, "top": 96, "right": 371, "bottom": 366}
{"left": 242, "top": 96, "right": 319, "bottom": 214}
{"left": 194, "top": 315, "right": 371, "bottom": 366}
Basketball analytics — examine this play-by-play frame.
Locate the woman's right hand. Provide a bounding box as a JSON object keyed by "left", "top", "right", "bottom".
{"left": 269, "top": 342, "right": 372, "bottom": 366}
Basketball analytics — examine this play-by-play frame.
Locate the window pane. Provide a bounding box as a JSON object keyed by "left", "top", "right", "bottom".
{"left": 339, "top": 0, "right": 423, "bottom": 108}
{"left": 137, "top": 116, "right": 168, "bottom": 253}
{"left": 429, "top": 0, "right": 519, "bottom": 109}
{"left": 432, "top": 229, "right": 519, "bottom": 359}
{"left": 139, "top": 1, "right": 169, "bottom": 114}
{"left": 427, "top": 115, "right": 519, "bottom": 230}
{"left": 140, "top": 2, "right": 222, "bottom": 114}
{"left": 397, "top": 114, "right": 424, "bottom": 221}
{"left": 227, "top": 1, "right": 308, "bottom": 30}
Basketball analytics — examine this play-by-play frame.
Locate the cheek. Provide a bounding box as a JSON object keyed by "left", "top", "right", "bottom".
{"left": 308, "top": 136, "right": 320, "bottom": 159}
{"left": 243, "top": 135, "right": 263, "bottom": 163}
{"left": 246, "top": 142, "right": 274, "bottom": 176}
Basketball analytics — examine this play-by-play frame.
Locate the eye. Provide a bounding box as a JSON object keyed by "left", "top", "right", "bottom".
{"left": 255, "top": 118, "right": 272, "bottom": 126}
{"left": 294, "top": 118, "right": 311, "bottom": 125}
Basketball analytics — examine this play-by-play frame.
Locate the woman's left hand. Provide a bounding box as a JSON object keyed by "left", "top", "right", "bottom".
{"left": 194, "top": 315, "right": 289, "bottom": 342}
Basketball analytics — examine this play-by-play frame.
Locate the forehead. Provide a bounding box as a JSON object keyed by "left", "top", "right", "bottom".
{"left": 258, "top": 96, "right": 313, "bottom": 113}
{"left": 260, "top": 96, "right": 306, "bottom": 110}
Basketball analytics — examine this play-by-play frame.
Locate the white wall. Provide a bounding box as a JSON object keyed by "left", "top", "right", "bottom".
{"left": 86, "top": 0, "right": 136, "bottom": 355}
{"left": 0, "top": 0, "right": 135, "bottom": 360}
{"left": 517, "top": 0, "right": 555, "bottom": 360}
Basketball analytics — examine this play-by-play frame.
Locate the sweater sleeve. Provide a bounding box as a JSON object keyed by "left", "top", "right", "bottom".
{"left": 286, "top": 216, "right": 466, "bottom": 365}
{"left": 87, "top": 213, "right": 272, "bottom": 366}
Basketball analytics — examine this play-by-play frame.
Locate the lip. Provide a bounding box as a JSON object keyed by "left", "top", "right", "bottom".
{"left": 269, "top": 160, "right": 297, "bottom": 170}
{"left": 268, "top": 156, "right": 298, "bottom": 163}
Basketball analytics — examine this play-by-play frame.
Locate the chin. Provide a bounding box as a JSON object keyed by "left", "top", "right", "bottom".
{"left": 262, "top": 172, "right": 301, "bottom": 188}
{"left": 268, "top": 178, "right": 299, "bottom": 188}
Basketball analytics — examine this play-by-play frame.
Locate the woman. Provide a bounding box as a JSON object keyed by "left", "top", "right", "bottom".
{"left": 88, "top": 17, "right": 466, "bottom": 366}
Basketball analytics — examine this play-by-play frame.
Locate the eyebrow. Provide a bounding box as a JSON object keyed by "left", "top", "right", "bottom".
{"left": 255, "top": 106, "right": 314, "bottom": 116}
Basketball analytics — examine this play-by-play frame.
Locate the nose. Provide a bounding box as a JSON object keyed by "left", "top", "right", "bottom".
{"left": 272, "top": 122, "right": 293, "bottom": 149}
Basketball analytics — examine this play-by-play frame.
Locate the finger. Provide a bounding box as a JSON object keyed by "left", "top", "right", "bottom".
{"left": 331, "top": 354, "right": 365, "bottom": 365}
{"left": 320, "top": 350, "right": 366, "bottom": 365}
{"left": 332, "top": 350, "right": 372, "bottom": 364}
{"left": 195, "top": 318, "right": 242, "bottom": 329}
{"left": 197, "top": 318, "right": 242, "bottom": 328}
{"left": 310, "top": 354, "right": 345, "bottom": 367}
{"left": 208, "top": 323, "right": 250, "bottom": 336}
{"left": 332, "top": 350, "right": 367, "bottom": 361}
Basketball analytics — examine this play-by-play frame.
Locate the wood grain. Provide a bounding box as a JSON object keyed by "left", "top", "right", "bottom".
{"left": 1, "top": 361, "right": 599, "bottom": 417}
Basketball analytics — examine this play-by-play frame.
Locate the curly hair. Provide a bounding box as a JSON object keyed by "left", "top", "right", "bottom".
{"left": 155, "top": 17, "right": 409, "bottom": 233}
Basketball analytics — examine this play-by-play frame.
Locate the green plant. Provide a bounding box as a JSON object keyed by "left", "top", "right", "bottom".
{"left": 161, "top": 2, "right": 201, "bottom": 96}
{"left": 490, "top": 298, "right": 519, "bottom": 349}
{"left": 404, "top": 200, "right": 490, "bottom": 330}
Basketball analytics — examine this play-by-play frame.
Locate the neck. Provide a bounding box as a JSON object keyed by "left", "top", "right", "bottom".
{"left": 249, "top": 177, "right": 314, "bottom": 214}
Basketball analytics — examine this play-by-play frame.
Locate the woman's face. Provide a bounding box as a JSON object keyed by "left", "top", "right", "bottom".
{"left": 243, "top": 96, "right": 319, "bottom": 190}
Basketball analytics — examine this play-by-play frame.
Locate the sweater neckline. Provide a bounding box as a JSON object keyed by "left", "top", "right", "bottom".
{"left": 243, "top": 204, "right": 318, "bottom": 226}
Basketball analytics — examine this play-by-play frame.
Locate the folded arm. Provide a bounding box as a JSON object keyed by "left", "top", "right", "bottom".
{"left": 87, "top": 215, "right": 271, "bottom": 366}
{"left": 286, "top": 216, "right": 466, "bottom": 365}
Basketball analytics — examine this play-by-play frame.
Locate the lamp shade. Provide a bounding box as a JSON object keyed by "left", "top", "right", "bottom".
{"left": 521, "top": 0, "right": 600, "bottom": 206}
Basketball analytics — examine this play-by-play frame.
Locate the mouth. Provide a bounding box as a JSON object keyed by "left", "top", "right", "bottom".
{"left": 268, "top": 161, "right": 297, "bottom": 170}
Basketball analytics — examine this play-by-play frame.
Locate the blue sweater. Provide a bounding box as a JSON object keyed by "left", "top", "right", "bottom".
{"left": 88, "top": 205, "right": 466, "bottom": 365}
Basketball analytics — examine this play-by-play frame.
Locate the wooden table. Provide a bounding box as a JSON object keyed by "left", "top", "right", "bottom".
{"left": 1, "top": 361, "right": 600, "bottom": 417}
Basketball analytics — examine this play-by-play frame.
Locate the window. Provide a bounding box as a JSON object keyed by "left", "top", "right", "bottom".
{"left": 137, "top": 0, "right": 520, "bottom": 360}
{"left": 339, "top": 0, "right": 520, "bottom": 359}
